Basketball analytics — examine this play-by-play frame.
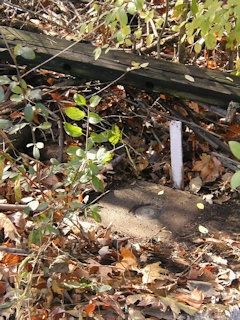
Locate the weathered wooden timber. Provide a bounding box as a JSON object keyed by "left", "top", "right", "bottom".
{"left": 0, "top": 26, "right": 240, "bottom": 108}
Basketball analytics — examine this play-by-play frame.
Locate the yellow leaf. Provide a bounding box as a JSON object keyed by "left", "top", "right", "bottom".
{"left": 14, "top": 175, "right": 22, "bottom": 203}
{"left": 197, "top": 203, "right": 204, "bottom": 210}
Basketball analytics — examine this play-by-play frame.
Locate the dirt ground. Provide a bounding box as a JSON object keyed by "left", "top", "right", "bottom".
{"left": 96, "top": 181, "right": 240, "bottom": 245}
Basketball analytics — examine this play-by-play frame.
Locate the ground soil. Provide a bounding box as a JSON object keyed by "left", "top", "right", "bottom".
{"left": 95, "top": 181, "right": 240, "bottom": 246}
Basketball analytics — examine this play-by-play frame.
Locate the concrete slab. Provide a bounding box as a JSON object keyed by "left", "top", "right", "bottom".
{"left": 98, "top": 181, "right": 206, "bottom": 241}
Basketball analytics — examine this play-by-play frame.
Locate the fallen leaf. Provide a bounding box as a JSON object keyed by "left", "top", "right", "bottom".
{"left": 115, "top": 246, "right": 138, "bottom": 272}
{"left": 176, "top": 288, "right": 204, "bottom": 310}
{"left": 0, "top": 213, "right": 21, "bottom": 244}
{"left": 141, "top": 262, "right": 169, "bottom": 284}
{"left": 189, "top": 176, "right": 202, "bottom": 193}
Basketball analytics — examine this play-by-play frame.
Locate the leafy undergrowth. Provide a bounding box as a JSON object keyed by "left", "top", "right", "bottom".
{"left": 0, "top": 211, "right": 240, "bottom": 319}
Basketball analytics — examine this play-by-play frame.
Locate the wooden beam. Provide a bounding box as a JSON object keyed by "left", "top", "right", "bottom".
{"left": 0, "top": 26, "right": 240, "bottom": 107}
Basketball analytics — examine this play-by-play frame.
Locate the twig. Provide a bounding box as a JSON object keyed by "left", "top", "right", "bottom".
{"left": 157, "top": 0, "right": 169, "bottom": 59}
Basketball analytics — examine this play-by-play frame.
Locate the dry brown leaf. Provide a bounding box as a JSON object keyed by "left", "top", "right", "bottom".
{"left": 193, "top": 153, "right": 222, "bottom": 183}
{"left": 141, "top": 262, "right": 169, "bottom": 284}
{"left": 0, "top": 213, "right": 21, "bottom": 244}
{"left": 115, "top": 246, "right": 138, "bottom": 272}
{"left": 176, "top": 288, "right": 204, "bottom": 310}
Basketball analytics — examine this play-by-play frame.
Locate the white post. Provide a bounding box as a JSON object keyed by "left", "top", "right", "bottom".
{"left": 170, "top": 121, "right": 183, "bottom": 189}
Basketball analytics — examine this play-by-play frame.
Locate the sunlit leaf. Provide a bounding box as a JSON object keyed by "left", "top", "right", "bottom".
{"left": 197, "top": 203, "right": 204, "bottom": 210}
{"left": 185, "top": 74, "right": 195, "bottom": 82}
{"left": 10, "top": 81, "right": 22, "bottom": 94}
{"left": 14, "top": 175, "right": 22, "bottom": 203}
{"left": 198, "top": 224, "right": 208, "bottom": 234}
{"left": 0, "top": 75, "right": 11, "bottom": 85}
{"left": 89, "top": 112, "right": 102, "bottom": 124}
{"left": 91, "top": 131, "right": 110, "bottom": 143}
{"left": 37, "top": 122, "right": 52, "bottom": 130}
{"left": 229, "top": 141, "right": 240, "bottom": 160}
{"left": 33, "top": 145, "right": 40, "bottom": 159}
{"left": 8, "top": 123, "right": 28, "bottom": 135}
{"left": 89, "top": 95, "right": 102, "bottom": 108}
{"left": 118, "top": 7, "right": 128, "bottom": 26}
{"left": 109, "top": 124, "right": 121, "bottom": 146}
{"left": 74, "top": 93, "right": 86, "bottom": 106}
{"left": 127, "top": 2, "right": 136, "bottom": 15}
{"left": 134, "top": 0, "right": 144, "bottom": 11}
{"left": 28, "top": 200, "right": 40, "bottom": 211}
{"left": 94, "top": 47, "right": 102, "bottom": 60}
{"left": 64, "top": 122, "right": 83, "bottom": 137}
{"left": 65, "top": 107, "right": 85, "bottom": 121}
{"left": 15, "top": 45, "right": 36, "bottom": 60}
{"left": 230, "top": 171, "right": 240, "bottom": 189}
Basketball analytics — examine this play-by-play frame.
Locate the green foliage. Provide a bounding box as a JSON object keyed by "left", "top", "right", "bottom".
{"left": 83, "top": 0, "right": 165, "bottom": 59}
{"left": 229, "top": 141, "right": 240, "bottom": 188}
{"left": 173, "top": 0, "right": 240, "bottom": 55}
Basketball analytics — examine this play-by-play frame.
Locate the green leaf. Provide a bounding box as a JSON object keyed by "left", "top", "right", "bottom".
{"left": 28, "top": 89, "right": 41, "bottom": 100}
{"left": 109, "top": 124, "right": 121, "bottom": 146}
{"left": 8, "top": 123, "right": 28, "bottom": 135}
{"left": 134, "top": 29, "right": 142, "bottom": 40}
{"left": 24, "top": 104, "right": 34, "bottom": 122}
{"left": 90, "top": 95, "right": 102, "bottom": 108}
{"left": 91, "top": 205, "right": 102, "bottom": 222}
{"left": 89, "top": 112, "right": 102, "bottom": 124}
{"left": 10, "top": 94, "right": 23, "bottom": 103}
{"left": 230, "top": 171, "right": 240, "bottom": 189}
{"left": 15, "top": 45, "right": 36, "bottom": 60}
{"left": 191, "top": 0, "right": 199, "bottom": 16}
{"left": 92, "top": 175, "right": 104, "bottom": 192}
{"left": 0, "top": 118, "right": 12, "bottom": 129}
{"left": 127, "top": 2, "right": 136, "bottom": 15}
{"left": 64, "top": 122, "right": 83, "bottom": 137}
{"left": 65, "top": 107, "right": 85, "bottom": 121}
{"left": 74, "top": 93, "right": 86, "bottom": 106}
{"left": 146, "top": 34, "right": 154, "bottom": 46}
{"left": 134, "top": 0, "right": 144, "bottom": 11}
{"left": 89, "top": 162, "right": 99, "bottom": 175}
{"left": 35, "top": 103, "right": 48, "bottom": 117}
{"left": 20, "top": 79, "right": 27, "bottom": 90}
{"left": 37, "top": 122, "right": 52, "bottom": 130}
{"left": 94, "top": 47, "right": 102, "bottom": 60}
{"left": 194, "top": 42, "right": 202, "bottom": 53}
{"left": 0, "top": 75, "right": 11, "bottom": 85}
{"left": 121, "top": 25, "right": 131, "bottom": 36}
{"left": 118, "top": 8, "right": 128, "bottom": 26}
{"left": 91, "top": 131, "right": 110, "bottom": 143}
{"left": 10, "top": 81, "right": 22, "bottom": 94}
{"left": 28, "top": 229, "right": 43, "bottom": 247}
{"left": 229, "top": 141, "right": 240, "bottom": 159}
{"left": 99, "top": 151, "right": 113, "bottom": 164}
{"left": 205, "top": 33, "right": 217, "bottom": 50}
